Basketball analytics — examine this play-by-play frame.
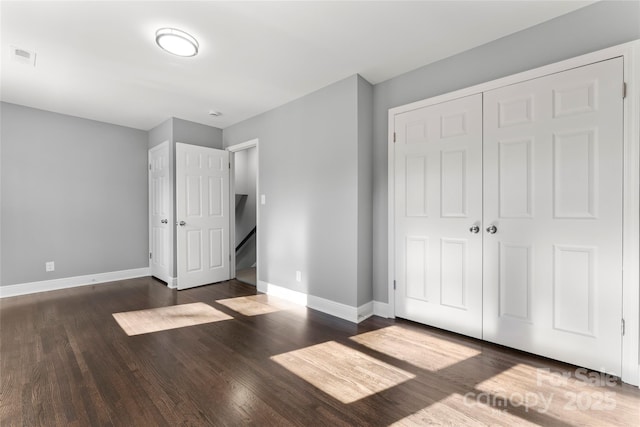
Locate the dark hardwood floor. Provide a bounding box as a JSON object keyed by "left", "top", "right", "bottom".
{"left": 1, "top": 277, "right": 639, "bottom": 426}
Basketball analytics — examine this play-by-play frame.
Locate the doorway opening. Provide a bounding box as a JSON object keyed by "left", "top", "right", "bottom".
{"left": 228, "top": 139, "right": 259, "bottom": 286}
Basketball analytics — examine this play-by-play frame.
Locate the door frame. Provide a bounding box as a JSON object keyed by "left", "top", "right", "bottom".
{"left": 148, "top": 140, "right": 174, "bottom": 286}
{"left": 227, "top": 139, "right": 259, "bottom": 284}
{"left": 387, "top": 40, "right": 640, "bottom": 385}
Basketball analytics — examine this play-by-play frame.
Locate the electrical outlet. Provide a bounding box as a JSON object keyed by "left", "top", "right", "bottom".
{"left": 45, "top": 261, "right": 55, "bottom": 272}
{"left": 296, "top": 271, "right": 302, "bottom": 282}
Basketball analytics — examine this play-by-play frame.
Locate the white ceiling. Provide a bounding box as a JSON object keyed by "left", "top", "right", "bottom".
{"left": 1, "top": 1, "right": 593, "bottom": 131}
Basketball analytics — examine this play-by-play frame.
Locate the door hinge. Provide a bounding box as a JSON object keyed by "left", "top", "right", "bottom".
{"left": 623, "top": 82, "right": 627, "bottom": 99}
{"left": 393, "top": 132, "right": 396, "bottom": 143}
{"left": 149, "top": 252, "right": 152, "bottom": 259}
{"left": 393, "top": 280, "right": 396, "bottom": 290}
{"left": 229, "top": 162, "right": 231, "bottom": 169}
{"left": 622, "top": 318, "right": 625, "bottom": 336}
{"left": 149, "top": 164, "right": 152, "bottom": 171}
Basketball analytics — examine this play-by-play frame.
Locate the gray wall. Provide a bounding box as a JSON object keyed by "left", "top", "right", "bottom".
{"left": 223, "top": 74, "right": 368, "bottom": 307}
{"left": 357, "top": 76, "right": 373, "bottom": 306}
{"left": 173, "top": 118, "right": 223, "bottom": 149}
{"left": 1, "top": 102, "right": 148, "bottom": 286}
{"left": 372, "top": 0, "right": 640, "bottom": 302}
{"left": 148, "top": 117, "right": 172, "bottom": 149}
{"left": 234, "top": 146, "right": 257, "bottom": 270}
{"left": 148, "top": 117, "right": 223, "bottom": 279}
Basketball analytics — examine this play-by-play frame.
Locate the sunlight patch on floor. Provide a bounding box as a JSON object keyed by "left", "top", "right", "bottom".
{"left": 350, "top": 325, "right": 481, "bottom": 371}
{"left": 474, "top": 363, "right": 626, "bottom": 425}
{"left": 391, "top": 393, "right": 539, "bottom": 427}
{"left": 475, "top": 363, "right": 547, "bottom": 393}
{"left": 271, "top": 341, "right": 415, "bottom": 404}
{"left": 216, "top": 294, "right": 297, "bottom": 316}
{"left": 113, "top": 302, "right": 233, "bottom": 336}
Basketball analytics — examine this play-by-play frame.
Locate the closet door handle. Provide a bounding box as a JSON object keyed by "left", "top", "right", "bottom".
{"left": 178, "top": 221, "right": 186, "bottom": 226}
{"left": 486, "top": 225, "right": 497, "bottom": 234}
{"left": 469, "top": 225, "right": 480, "bottom": 234}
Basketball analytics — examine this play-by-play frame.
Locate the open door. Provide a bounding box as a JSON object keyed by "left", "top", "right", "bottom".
{"left": 149, "top": 141, "right": 172, "bottom": 284}
{"left": 176, "top": 143, "right": 230, "bottom": 290}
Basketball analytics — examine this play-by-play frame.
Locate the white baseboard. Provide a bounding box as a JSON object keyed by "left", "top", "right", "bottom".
{"left": 373, "top": 301, "right": 392, "bottom": 318}
{"left": 307, "top": 295, "right": 359, "bottom": 323}
{"left": 0, "top": 267, "right": 151, "bottom": 298}
{"left": 150, "top": 272, "right": 177, "bottom": 289}
{"left": 257, "top": 280, "right": 374, "bottom": 324}
{"left": 357, "top": 301, "right": 374, "bottom": 322}
{"left": 257, "top": 279, "right": 268, "bottom": 294}
{"left": 257, "top": 280, "right": 308, "bottom": 306}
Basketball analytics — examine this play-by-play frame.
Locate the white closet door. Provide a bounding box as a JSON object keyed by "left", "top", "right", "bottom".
{"left": 149, "top": 142, "right": 171, "bottom": 283}
{"left": 483, "top": 58, "right": 624, "bottom": 373}
{"left": 395, "top": 94, "right": 483, "bottom": 338}
{"left": 176, "top": 143, "right": 230, "bottom": 290}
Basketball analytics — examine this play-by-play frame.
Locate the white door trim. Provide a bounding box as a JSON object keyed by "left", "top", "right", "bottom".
{"left": 227, "top": 139, "right": 259, "bottom": 284}
{"left": 227, "top": 138, "right": 259, "bottom": 153}
{"left": 387, "top": 40, "right": 640, "bottom": 385}
{"left": 148, "top": 140, "right": 173, "bottom": 285}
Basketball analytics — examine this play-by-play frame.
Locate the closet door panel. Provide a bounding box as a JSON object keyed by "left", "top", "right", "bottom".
{"left": 483, "top": 58, "right": 623, "bottom": 374}
{"left": 395, "top": 94, "right": 483, "bottom": 339}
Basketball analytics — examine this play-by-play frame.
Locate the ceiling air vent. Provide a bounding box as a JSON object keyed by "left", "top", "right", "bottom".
{"left": 10, "top": 46, "right": 37, "bottom": 67}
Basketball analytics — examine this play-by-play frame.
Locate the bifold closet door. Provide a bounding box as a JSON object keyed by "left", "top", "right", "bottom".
{"left": 483, "top": 58, "right": 624, "bottom": 374}
{"left": 394, "top": 94, "right": 483, "bottom": 339}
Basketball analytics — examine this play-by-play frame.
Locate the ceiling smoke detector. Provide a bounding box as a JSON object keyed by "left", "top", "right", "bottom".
{"left": 155, "top": 28, "right": 199, "bottom": 57}
{"left": 10, "top": 46, "right": 36, "bottom": 67}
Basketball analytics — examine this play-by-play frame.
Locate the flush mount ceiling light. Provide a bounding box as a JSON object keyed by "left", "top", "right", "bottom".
{"left": 155, "top": 28, "right": 199, "bottom": 57}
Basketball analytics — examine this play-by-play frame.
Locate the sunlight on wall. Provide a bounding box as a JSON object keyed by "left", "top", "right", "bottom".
{"left": 350, "top": 325, "right": 481, "bottom": 371}
{"left": 271, "top": 341, "right": 415, "bottom": 404}
{"left": 261, "top": 281, "right": 309, "bottom": 307}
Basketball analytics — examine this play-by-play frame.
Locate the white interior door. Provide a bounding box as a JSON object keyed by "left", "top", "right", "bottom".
{"left": 149, "top": 141, "right": 171, "bottom": 283}
{"left": 394, "top": 94, "right": 483, "bottom": 339}
{"left": 483, "top": 58, "right": 624, "bottom": 374}
{"left": 176, "top": 143, "right": 230, "bottom": 290}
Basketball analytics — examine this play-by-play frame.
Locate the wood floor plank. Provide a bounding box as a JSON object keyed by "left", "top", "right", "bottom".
{"left": 1, "top": 276, "right": 639, "bottom": 426}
